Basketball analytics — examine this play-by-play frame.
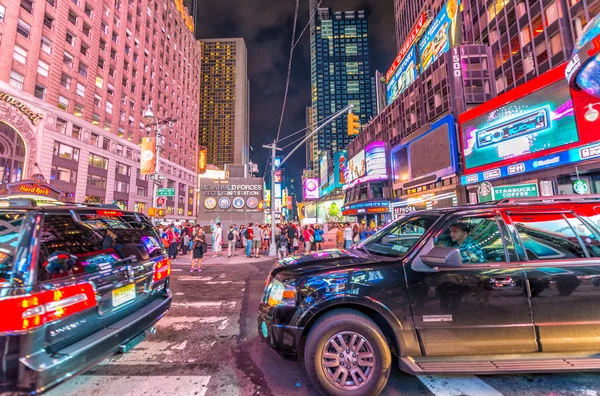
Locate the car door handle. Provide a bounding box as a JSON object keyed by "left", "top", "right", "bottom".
{"left": 489, "top": 277, "right": 516, "bottom": 289}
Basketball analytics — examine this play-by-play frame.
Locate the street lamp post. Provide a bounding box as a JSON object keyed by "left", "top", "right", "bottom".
{"left": 144, "top": 105, "right": 176, "bottom": 224}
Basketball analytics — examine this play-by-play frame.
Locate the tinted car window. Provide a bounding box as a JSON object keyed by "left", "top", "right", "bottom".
{"left": 509, "top": 213, "right": 587, "bottom": 260}
{"left": 362, "top": 214, "right": 439, "bottom": 256}
{"left": 435, "top": 216, "right": 506, "bottom": 264}
{"left": 563, "top": 214, "right": 600, "bottom": 257}
{"left": 38, "top": 212, "right": 163, "bottom": 282}
{"left": 0, "top": 212, "right": 27, "bottom": 286}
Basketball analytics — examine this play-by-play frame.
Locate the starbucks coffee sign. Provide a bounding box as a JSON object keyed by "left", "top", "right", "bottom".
{"left": 0, "top": 91, "right": 44, "bottom": 125}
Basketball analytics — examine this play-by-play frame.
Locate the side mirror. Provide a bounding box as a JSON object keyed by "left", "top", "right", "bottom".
{"left": 421, "top": 247, "right": 462, "bottom": 268}
{"left": 44, "top": 251, "right": 78, "bottom": 274}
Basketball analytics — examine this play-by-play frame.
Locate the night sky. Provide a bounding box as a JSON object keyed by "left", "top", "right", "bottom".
{"left": 195, "top": 0, "right": 396, "bottom": 196}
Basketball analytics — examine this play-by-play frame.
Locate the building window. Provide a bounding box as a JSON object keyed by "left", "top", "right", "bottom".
{"left": 116, "top": 162, "right": 130, "bottom": 176}
{"left": 37, "top": 60, "right": 50, "bottom": 77}
{"left": 63, "top": 52, "right": 74, "bottom": 68}
{"left": 74, "top": 104, "right": 84, "bottom": 117}
{"left": 0, "top": 5, "right": 5, "bottom": 22}
{"left": 66, "top": 31, "right": 76, "bottom": 46}
{"left": 13, "top": 45, "right": 28, "bottom": 64}
{"left": 115, "top": 181, "right": 129, "bottom": 193}
{"left": 135, "top": 202, "right": 145, "bottom": 212}
{"left": 17, "top": 19, "right": 31, "bottom": 39}
{"left": 80, "top": 43, "right": 89, "bottom": 56}
{"left": 34, "top": 84, "right": 46, "bottom": 100}
{"left": 68, "top": 10, "right": 77, "bottom": 25}
{"left": 87, "top": 174, "right": 107, "bottom": 189}
{"left": 41, "top": 36, "right": 52, "bottom": 54}
{"left": 90, "top": 132, "right": 99, "bottom": 146}
{"left": 126, "top": 148, "right": 133, "bottom": 159}
{"left": 60, "top": 73, "right": 72, "bottom": 89}
{"left": 72, "top": 124, "right": 82, "bottom": 139}
{"left": 84, "top": 3, "right": 93, "bottom": 18}
{"left": 51, "top": 166, "right": 77, "bottom": 183}
{"left": 83, "top": 23, "right": 91, "bottom": 37}
{"left": 105, "top": 101, "right": 113, "bottom": 114}
{"left": 78, "top": 62, "right": 88, "bottom": 77}
{"left": 95, "top": 75, "right": 104, "bottom": 89}
{"left": 58, "top": 95, "right": 69, "bottom": 111}
{"left": 92, "top": 113, "right": 100, "bottom": 125}
{"left": 102, "top": 137, "right": 110, "bottom": 150}
{"left": 94, "top": 94, "right": 101, "bottom": 107}
{"left": 53, "top": 142, "right": 80, "bottom": 161}
{"left": 88, "top": 153, "right": 109, "bottom": 170}
{"left": 43, "top": 14, "right": 54, "bottom": 30}
{"left": 9, "top": 71, "right": 24, "bottom": 90}
{"left": 56, "top": 118, "right": 67, "bottom": 134}
{"left": 76, "top": 82, "right": 85, "bottom": 96}
{"left": 136, "top": 186, "right": 147, "bottom": 196}
{"left": 98, "top": 57, "right": 105, "bottom": 69}
{"left": 116, "top": 144, "right": 123, "bottom": 156}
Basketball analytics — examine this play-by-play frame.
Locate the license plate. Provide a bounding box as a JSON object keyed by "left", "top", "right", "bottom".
{"left": 112, "top": 283, "right": 136, "bottom": 307}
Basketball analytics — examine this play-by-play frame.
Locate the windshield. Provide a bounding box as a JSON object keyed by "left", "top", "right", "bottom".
{"left": 361, "top": 213, "right": 440, "bottom": 257}
{"left": 0, "top": 212, "right": 30, "bottom": 286}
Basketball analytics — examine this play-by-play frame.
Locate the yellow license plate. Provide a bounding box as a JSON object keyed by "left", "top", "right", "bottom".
{"left": 112, "top": 283, "right": 136, "bottom": 307}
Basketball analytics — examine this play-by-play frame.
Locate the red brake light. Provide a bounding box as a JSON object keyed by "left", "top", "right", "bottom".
{"left": 0, "top": 283, "right": 97, "bottom": 334}
{"left": 96, "top": 209, "right": 123, "bottom": 216}
{"left": 153, "top": 258, "right": 171, "bottom": 283}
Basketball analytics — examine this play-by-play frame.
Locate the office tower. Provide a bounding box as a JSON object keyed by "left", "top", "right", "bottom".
{"left": 0, "top": 0, "right": 201, "bottom": 220}
{"left": 309, "top": 1, "right": 376, "bottom": 173}
{"left": 199, "top": 38, "right": 250, "bottom": 168}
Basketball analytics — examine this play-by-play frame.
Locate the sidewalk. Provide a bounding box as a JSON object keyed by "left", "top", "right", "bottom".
{"left": 170, "top": 251, "right": 277, "bottom": 266}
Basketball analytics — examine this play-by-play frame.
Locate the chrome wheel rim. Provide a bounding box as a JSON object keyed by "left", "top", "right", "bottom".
{"left": 321, "top": 331, "right": 376, "bottom": 391}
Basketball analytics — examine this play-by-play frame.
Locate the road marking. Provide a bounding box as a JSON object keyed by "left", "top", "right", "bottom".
{"left": 417, "top": 375, "right": 503, "bottom": 396}
{"left": 172, "top": 340, "right": 188, "bottom": 350}
{"left": 177, "top": 276, "right": 214, "bottom": 281}
{"left": 171, "top": 268, "right": 183, "bottom": 272}
{"left": 155, "top": 316, "right": 229, "bottom": 331}
{"left": 217, "top": 319, "right": 229, "bottom": 330}
{"left": 205, "top": 280, "right": 245, "bottom": 285}
{"left": 46, "top": 375, "right": 211, "bottom": 396}
{"left": 175, "top": 292, "right": 184, "bottom": 296}
{"left": 171, "top": 301, "right": 236, "bottom": 309}
{"left": 100, "top": 341, "right": 174, "bottom": 365}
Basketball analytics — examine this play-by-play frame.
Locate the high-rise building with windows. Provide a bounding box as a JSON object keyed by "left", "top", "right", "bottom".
{"left": 0, "top": 0, "right": 201, "bottom": 221}
{"left": 308, "top": 2, "right": 376, "bottom": 173}
{"left": 199, "top": 38, "right": 249, "bottom": 168}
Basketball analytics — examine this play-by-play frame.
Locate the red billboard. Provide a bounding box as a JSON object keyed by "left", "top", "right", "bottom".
{"left": 459, "top": 64, "right": 600, "bottom": 184}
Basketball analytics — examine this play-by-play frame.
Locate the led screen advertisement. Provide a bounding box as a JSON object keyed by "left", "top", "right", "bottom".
{"left": 365, "top": 142, "right": 387, "bottom": 176}
{"left": 391, "top": 115, "right": 458, "bottom": 189}
{"left": 316, "top": 199, "right": 345, "bottom": 223}
{"left": 386, "top": 46, "right": 418, "bottom": 105}
{"left": 460, "top": 65, "right": 600, "bottom": 184}
{"left": 320, "top": 153, "right": 329, "bottom": 187}
{"left": 419, "top": 0, "right": 461, "bottom": 72}
{"left": 334, "top": 150, "right": 348, "bottom": 187}
{"left": 303, "top": 178, "right": 320, "bottom": 200}
{"left": 347, "top": 150, "right": 366, "bottom": 182}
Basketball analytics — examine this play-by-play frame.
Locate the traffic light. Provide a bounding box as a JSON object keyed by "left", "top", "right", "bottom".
{"left": 157, "top": 208, "right": 166, "bottom": 217}
{"left": 148, "top": 207, "right": 156, "bottom": 216}
{"left": 347, "top": 112, "right": 360, "bottom": 136}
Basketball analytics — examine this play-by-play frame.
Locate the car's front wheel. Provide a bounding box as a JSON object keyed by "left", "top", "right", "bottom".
{"left": 304, "top": 309, "right": 392, "bottom": 396}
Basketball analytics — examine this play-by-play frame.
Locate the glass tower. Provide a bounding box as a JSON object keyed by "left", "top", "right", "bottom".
{"left": 309, "top": 3, "right": 376, "bottom": 173}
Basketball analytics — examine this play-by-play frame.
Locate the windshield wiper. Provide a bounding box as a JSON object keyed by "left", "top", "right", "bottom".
{"left": 354, "top": 245, "right": 375, "bottom": 259}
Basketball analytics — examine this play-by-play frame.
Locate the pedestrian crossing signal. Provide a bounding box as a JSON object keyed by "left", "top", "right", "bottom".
{"left": 347, "top": 112, "right": 360, "bottom": 136}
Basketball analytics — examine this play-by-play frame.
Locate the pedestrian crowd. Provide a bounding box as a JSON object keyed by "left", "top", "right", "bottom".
{"left": 156, "top": 220, "right": 381, "bottom": 273}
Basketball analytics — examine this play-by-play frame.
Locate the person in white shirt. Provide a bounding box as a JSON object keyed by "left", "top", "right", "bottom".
{"left": 212, "top": 222, "right": 223, "bottom": 257}
{"left": 344, "top": 222, "right": 354, "bottom": 249}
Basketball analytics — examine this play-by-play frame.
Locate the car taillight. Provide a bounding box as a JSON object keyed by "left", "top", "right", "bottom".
{"left": 0, "top": 282, "right": 97, "bottom": 334}
{"left": 153, "top": 258, "right": 171, "bottom": 283}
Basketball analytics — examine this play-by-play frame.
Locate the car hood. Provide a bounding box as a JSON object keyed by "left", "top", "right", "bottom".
{"left": 270, "top": 249, "right": 372, "bottom": 277}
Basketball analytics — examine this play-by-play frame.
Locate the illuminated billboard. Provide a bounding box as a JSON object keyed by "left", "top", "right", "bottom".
{"left": 347, "top": 150, "right": 366, "bottom": 182}
{"left": 460, "top": 65, "right": 600, "bottom": 184}
{"left": 303, "top": 178, "right": 320, "bottom": 200}
{"left": 419, "top": 0, "right": 461, "bottom": 72}
{"left": 387, "top": 46, "right": 418, "bottom": 105}
{"left": 392, "top": 115, "right": 458, "bottom": 189}
{"left": 320, "top": 153, "right": 328, "bottom": 187}
{"left": 334, "top": 150, "right": 348, "bottom": 187}
{"left": 386, "top": 12, "right": 430, "bottom": 82}
{"left": 365, "top": 142, "right": 387, "bottom": 176}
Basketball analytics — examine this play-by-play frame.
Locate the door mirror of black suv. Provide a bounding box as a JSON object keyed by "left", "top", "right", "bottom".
{"left": 422, "top": 247, "right": 462, "bottom": 268}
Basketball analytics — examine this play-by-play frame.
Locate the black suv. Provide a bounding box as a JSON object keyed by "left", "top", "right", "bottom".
{"left": 0, "top": 200, "right": 172, "bottom": 394}
{"left": 259, "top": 197, "right": 600, "bottom": 395}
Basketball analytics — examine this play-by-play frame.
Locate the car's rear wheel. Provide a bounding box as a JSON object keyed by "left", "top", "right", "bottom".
{"left": 304, "top": 309, "right": 391, "bottom": 396}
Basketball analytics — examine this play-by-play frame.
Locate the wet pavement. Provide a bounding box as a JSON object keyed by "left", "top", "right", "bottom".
{"left": 47, "top": 251, "right": 600, "bottom": 396}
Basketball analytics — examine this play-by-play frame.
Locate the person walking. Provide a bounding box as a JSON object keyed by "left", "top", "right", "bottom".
{"left": 167, "top": 226, "right": 179, "bottom": 260}
{"left": 252, "top": 222, "right": 262, "bottom": 258}
{"left": 314, "top": 225, "right": 324, "bottom": 251}
{"left": 212, "top": 222, "right": 223, "bottom": 258}
{"left": 344, "top": 222, "right": 353, "bottom": 249}
{"left": 303, "top": 226, "right": 312, "bottom": 253}
{"left": 227, "top": 224, "right": 238, "bottom": 258}
{"left": 336, "top": 224, "right": 344, "bottom": 249}
{"left": 182, "top": 231, "right": 190, "bottom": 256}
{"left": 191, "top": 229, "right": 205, "bottom": 272}
{"left": 277, "top": 232, "right": 289, "bottom": 260}
{"left": 245, "top": 223, "right": 254, "bottom": 258}
{"left": 287, "top": 223, "right": 297, "bottom": 254}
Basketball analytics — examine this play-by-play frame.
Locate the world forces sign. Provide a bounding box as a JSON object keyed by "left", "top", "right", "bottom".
{"left": 200, "top": 184, "right": 263, "bottom": 196}
{"left": 0, "top": 92, "right": 44, "bottom": 125}
{"left": 199, "top": 178, "right": 264, "bottom": 214}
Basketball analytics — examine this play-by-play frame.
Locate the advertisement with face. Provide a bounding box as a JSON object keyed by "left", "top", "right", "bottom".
{"left": 347, "top": 150, "right": 366, "bottom": 182}
{"left": 316, "top": 199, "right": 345, "bottom": 223}
{"left": 387, "top": 46, "right": 418, "bottom": 105}
{"left": 334, "top": 150, "right": 348, "bottom": 187}
{"left": 419, "top": 0, "right": 461, "bottom": 72}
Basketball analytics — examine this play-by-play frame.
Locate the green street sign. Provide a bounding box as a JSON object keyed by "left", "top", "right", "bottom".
{"left": 573, "top": 179, "right": 589, "bottom": 195}
{"left": 157, "top": 188, "right": 175, "bottom": 197}
{"left": 493, "top": 183, "right": 539, "bottom": 200}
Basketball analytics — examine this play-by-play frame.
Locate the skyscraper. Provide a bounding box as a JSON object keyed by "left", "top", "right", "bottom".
{"left": 309, "top": 2, "right": 376, "bottom": 173}
{"left": 199, "top": 38, "right": 250, "bottom": 168}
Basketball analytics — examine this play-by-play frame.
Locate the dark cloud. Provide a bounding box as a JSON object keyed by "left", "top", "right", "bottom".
{"left": 194, "top": 0, "right": 396, "bottom": 195}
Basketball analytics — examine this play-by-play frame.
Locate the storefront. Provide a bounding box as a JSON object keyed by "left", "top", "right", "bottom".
{"left": 341, "top": 200, "right": 391, "bottom": 226}
{"left": 0, "top": 174, "right": 67, "bottom": 205}
{"left": 459, "top": 65, "right": 600, "bottom": 201}
{"left": 390, "top": 114, "right": 460, "bottom": 213}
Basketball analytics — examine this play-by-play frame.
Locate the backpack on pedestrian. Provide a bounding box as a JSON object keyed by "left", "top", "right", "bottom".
{"left": 228, "top": 230, "right": 235, "bottom": 241}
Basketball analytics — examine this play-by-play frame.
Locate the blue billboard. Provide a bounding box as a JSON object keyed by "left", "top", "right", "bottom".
{"left": 418, "top": 0, "right": 461, "bottom": 72}
{"left": 386, "top": 46, "right": 418, "bottom": 105}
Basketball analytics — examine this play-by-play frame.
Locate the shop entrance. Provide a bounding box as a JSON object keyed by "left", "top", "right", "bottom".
{"left": 0, "top": 123, "right": 26, "bottom": 184}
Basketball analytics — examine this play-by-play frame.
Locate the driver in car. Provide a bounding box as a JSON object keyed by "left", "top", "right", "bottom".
{"left": 447, "top": 223, "right": 486, "bottom": 263}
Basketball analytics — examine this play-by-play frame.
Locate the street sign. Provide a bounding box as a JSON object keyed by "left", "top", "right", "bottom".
{"left": 493, "top": 183, "right": 539, "bottom": 199}
{"left": 156, "top": 197, "right": 165, "bottom": 205}
{"left": 157, "top": 188, "right": 175, "bottom": 196}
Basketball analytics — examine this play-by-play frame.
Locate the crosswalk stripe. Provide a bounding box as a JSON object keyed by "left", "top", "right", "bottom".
{"left": 171, "top": 301, "right": 236, "bottom": 308}
{"left": 417, "top": 375, "right": 504, "bottom": 396}
{"left": 45, "top": 375, "right": 211, "bottom": 396}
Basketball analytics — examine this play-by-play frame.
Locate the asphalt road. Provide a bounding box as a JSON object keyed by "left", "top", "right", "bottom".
{"left": 48, "top": 252, "right": 600, "bottom": 396}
